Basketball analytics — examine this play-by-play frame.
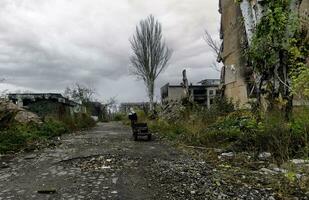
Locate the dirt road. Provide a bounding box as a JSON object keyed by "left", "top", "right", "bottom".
{"left": 0, "top": 122, "right": 274, "bottom": 200}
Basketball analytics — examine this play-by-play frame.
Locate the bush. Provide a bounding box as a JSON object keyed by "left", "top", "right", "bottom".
{"left": 75, "top": 113, "right": 96, "bottom": 129}
{"left": 260, "top": 112, "right": 292, "bottom": 162}
{"left": 0, "top": 120, "right": 69, "bottom": 153}
{"left": 113, "top": 113, "right": 125, "bottom": 121}
{"left": 39, "top": 120, "right": 69, "bottom": 137}
{"left": 290, "top": 108, "right": 309, "bottom": 158}
{"left": 62, "top": 113, "right": 96, "bottom": 131}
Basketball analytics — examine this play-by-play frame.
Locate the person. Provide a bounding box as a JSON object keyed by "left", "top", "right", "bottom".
{"left": 128, "top": 107, "right": 137, "bottom": 127}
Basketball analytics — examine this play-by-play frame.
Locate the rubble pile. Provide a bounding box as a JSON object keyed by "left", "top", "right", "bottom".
{"left": 159, "top": 101, "right": 186, "bottom": 121}
{"left": 0, "top": 101, "right": 41, "bottom": 126}
{"left": 148, "top": 158, "right": 275, "bottom": 200}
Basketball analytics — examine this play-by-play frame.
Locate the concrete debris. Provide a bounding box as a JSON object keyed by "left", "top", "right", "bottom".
{"left": 24, "top": 154, "right": 37, "bottom": 160}
{"left": 0, "top": 162, "right": 9, "bottom": 169}
{"left": 273, "top": 168, "right": 288, "bottom": 174}
{"left": 260, "top": 168, "right": 278, "bottom": 175}
{"left": 221, "top": 152, "right": 234, "bottom": 157}
{"left": 258, "top": 152, "right": 272, "bottom": 160}
{"left": 15, "top": 110, "right": 41, "bottom": 124}
{"left": 0, "top": 101, "right": 41, "bottom": 125}
{"left": 160, "top": 101, "right": 186, "bottom": 121}
{"left": 291, "top": 159, "right": 309, "bottom": 165}
{"left": 190, "top": 190, "right": 196, "bottom": 195}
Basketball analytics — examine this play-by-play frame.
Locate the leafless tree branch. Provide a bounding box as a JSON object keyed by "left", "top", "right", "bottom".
{"left": 210, "top": 61, "right": 222, "bottom": 72}
{"left": 64, "top": 83, "right": 96, "bottom": 104}
{"left": 204, "top": 29, "right": 221, "bottom": 58}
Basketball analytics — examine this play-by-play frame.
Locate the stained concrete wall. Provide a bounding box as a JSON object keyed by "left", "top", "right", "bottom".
{"left": 166, "top": 87, "right": 186, "bottom": 103}
{"left": 220, "top": 0, "right": 309, "bottom": 107}
{"left": 220, "top": 0, "right": 249, "bottom": 107}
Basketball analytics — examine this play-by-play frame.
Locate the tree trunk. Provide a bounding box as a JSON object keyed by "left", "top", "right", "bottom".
{"left": 148, "top": 81, "right": 155, "bottom": 112}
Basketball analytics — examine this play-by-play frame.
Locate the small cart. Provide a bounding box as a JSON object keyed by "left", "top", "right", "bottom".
{"left": 128, "top": 112, "right": 151, "bottom": 141}
{"left": 132, "top": 122, "right": 152, "bottom": 141}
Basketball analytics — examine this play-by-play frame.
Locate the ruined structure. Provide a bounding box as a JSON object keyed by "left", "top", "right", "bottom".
{"left": 120, "top": 102, "right": 151, "bottom": 113}
{"left": 219, "top": 0, "right": 309, "bottom": 107}
{"left": 161, "top": 79, "right": 220, "bottom": 108}
{"left": 8, "top": 93, "right": 85, "bottom": 120}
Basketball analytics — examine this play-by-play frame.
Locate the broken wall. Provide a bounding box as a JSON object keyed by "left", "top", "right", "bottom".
{"left": 220, "top": 0, "right": 249, "bottom": 107}
{"left": 220, "top": 0, "right": 309, "bottom": 107}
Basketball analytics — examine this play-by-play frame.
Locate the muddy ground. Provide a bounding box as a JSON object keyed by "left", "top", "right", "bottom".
{"left": 0, "top": 122, "right": 308, "bottom": 200}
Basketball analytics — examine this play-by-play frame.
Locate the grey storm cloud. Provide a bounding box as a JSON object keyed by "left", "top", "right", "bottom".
{"left": 0, "top": 0, "right": 221, "bottom": 102}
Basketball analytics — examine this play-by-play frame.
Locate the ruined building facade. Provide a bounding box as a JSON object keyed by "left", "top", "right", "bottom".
{"left": 219, "top": 0, "right": 309, "bottom": 107}
{"left": 161, "top": 79, "right": 220, "bottom": 108}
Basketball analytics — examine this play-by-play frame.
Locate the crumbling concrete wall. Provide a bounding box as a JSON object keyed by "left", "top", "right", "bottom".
{"left": 219, "top": 0, "right": 309, "bottom": 107}
{"left": 219, "top": 0, "right": 249, "bottom": 107}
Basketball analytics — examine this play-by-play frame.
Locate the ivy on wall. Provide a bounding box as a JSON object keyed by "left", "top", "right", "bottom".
{"left": 246, "top": 0, "right": 308, "bottom": 112}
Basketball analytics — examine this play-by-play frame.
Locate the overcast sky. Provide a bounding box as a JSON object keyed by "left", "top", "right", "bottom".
{"left": 0, "top": 0, "right": 221, "bottom": 102}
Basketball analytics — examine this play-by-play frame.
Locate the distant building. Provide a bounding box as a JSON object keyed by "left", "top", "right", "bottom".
{"left": 85, "top": 101, "right": 106, "bottom": 121}
{"left": 8, "top": 93, "right": 85, "bottom": 120}
{"left": 120, "top": 102, "right": 150, "bottom": 113}
{"left": 160, "top": 79, "right": 220, "bottom": 108}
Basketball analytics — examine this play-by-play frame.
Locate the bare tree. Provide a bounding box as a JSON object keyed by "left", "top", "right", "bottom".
{"left": 64, "top": 83, "right": 95, "bottom": 104}
{"left": 210, "top": 61, "right": 222, "bottom": 72}
{"left": 130, "top": 15, "right": 172, "bottom": 111}
{"left": 204, "top": 29, "right": 221, "bottom": 58}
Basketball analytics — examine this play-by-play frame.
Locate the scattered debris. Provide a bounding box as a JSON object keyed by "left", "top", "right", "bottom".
{"left": 24, "top": 154, "right": 36, "bottom": 160}
{"left": 291, "top": 159, "right": 309, "bottom": 165}
{"left": 258, "top": 152, "right": 271, "bottom": 160}
{"left": 0, "top": 101, "right": 41, "bottom": 125}
{"left": 37, "top": 188, "right": 56, "bottom": 194}
{"left": 0, "top": 162, "right": 9, "bottom": 169}
{"left": 273, "top": 168, "right": 288, "bottom": 174}
{"left": 221, "top": 152, "right": 234, "bottom": 157}
{"left": 190, "top": 190, "right": 196, "bottom": 195}
{"left": 260, "top": 168, "right": 278, "bottom": 175}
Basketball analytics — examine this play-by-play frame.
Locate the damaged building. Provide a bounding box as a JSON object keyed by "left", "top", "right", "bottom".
{"left": 8, "top": 93, "right": 85, "bottom": 120}
{"left": 160, "top": 79, "right": 220, "bottom": 108}
{"left": 120, "top": 102, "right": 151, "bottom": 113}
{"left": 219, "top": 0, "right": 309, "bottom": 107}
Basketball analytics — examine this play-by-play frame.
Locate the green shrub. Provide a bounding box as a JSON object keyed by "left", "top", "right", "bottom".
{"left": 0, "top": 120, "right": 69, "bottom": 153}
{"left": 260, "top": 112, "right": 292, "bottom": 163}
{"left": 113, "top": 113, "right": 125, "bottom": 121}
{"left": 0, "top": 125, "right": 29, "bottom": 153}
{"left": 62, "top": 113, "right": 96, "bottom": 131}
{"left": 149, "top": 120, "right": 186, "bottom": 140}
{"left": 39, "top": 120, "right": 69, "bottom": 137}
{"left": 290, "top": 108, "right": 309, "bottom": 158}
{"left": 146, "top": 100, "right": 308, "bottom": 162}
{"left": 74, "top": 113, "right": 96, "bottom": 129}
